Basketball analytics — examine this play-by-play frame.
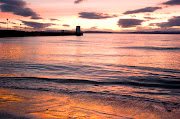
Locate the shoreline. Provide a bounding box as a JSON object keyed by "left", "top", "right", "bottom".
{"left": 0, "top": 87, "right": 179, "bottom": 119}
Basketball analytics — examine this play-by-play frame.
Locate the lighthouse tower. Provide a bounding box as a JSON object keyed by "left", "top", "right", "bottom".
{"left": 76, "top": 26, "right": 83, "bottom": 36}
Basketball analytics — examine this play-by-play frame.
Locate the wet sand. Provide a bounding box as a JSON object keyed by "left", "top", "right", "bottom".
{"left": 0, "top": 88, "right": 179, "bottom": 119}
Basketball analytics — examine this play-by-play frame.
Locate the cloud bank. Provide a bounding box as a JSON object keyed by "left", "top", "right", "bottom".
{"left": 21, "top": 21, "right": 54, "bottom": 29}
{"left": 123, "top": 7, "right": 162, "bottom": 14}
{"left": 117, "top": 19, "right": 144, "bottom": 28}
{"left": 162, "top": 0, "right": 180, "bottom": 5}
{"left": 0, "top": 0, "right": 41, "bottom": 19}
{"left": 79, "top": 12, "right": 117, "bottom": 19}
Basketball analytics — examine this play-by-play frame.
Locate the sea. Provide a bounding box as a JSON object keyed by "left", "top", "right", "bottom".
{"left": 0, "top": 33, "right": 180, "bottom": 112}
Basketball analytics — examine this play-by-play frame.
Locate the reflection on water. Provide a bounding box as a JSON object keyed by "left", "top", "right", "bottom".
{"left": 0, "top": 89, "right": 23, "bottom": 103}
{"left": 0, "top": 34, "right": 180, "bottom": 77}
{"left": 1, "top": 88, "right": 175, "bottom": 119}
{"left": 0, "top": 34, "right": 180, "bottom": 118}
{"left": 0, "top": 34, "right": 179, "bottom": 68}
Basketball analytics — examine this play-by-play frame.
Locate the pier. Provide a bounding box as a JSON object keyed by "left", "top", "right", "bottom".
{"left": 0, "top": 26, "right": 83, "bottom": 38}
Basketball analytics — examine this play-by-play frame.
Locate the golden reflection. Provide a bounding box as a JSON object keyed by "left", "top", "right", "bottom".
{"left": 0, "top": 43, "right": 24, "bottom": 60}
{"left": 0, "top": 89, "right": 23, "bottom": 103}
{"left": 1, "top": 88, "right": 177, "bottom": 119}
{"left": 0, "top": 73, "right": 17, "bottom": 77}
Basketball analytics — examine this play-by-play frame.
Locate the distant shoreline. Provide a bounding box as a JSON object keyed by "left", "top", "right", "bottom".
{"left": 0, "top": 30, "right": 179, "bottom": 38}
{"left": 84, "top": 31, "right": 180, "bottom": 34}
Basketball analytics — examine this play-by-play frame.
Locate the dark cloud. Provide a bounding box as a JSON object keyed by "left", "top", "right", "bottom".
{"left": 162, "top": 0, "right": 180, "bottom": 5}
{"left": 123, "top": 7, "right": 162, "bottom": 14}
{"left": 0, "top": 0, "right": 42, "bottom": 19}
{"left": 49, "top": 18, "right": 61, "bottom": 21}
{"left": 79, "top": 12, "right": 118, "bottom": 19}
{"left": 0, "top": 22, "right": 7, "bottom": 24}
{"left": 21, "top": 21, "right": 54, "bottom": 29}
{"left": 74, "top": 0, "right": 84, "bottom": 4}
{"left": 154, "top": 16, "right": 180, "bottom": 27}
{"left": 117, "top": 19, "right": 144, "bottom": 28}
{"left": 62, "top": 24, "right": 70, "bottom": 27}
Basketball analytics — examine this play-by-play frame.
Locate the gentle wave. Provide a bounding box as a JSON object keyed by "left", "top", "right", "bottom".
{"left": 1, "top": 76, "right": 179, "bottom": 109}
{"left": 1, "top": 61, "right": 180, "bottom": 74}
{"left": 108, "top": 64, "right": 180, "bottom": 73}
{"left": 118, "top": 46, "right": 180, "bottom": 51}
{"left": 0, "top": 77, "right": 179, "bottom": 89}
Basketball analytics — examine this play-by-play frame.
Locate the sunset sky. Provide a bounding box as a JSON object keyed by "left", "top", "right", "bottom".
{"left": 0, "top": 0, "right": 179, "bottom": 32}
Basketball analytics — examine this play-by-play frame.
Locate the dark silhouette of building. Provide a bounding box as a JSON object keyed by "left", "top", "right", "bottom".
{"left": 76, "top": 26, "right": 83, "bottom": 36}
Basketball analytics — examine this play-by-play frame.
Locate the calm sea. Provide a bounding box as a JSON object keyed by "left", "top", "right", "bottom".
{"left": 0, "top": 34, "right": 180, "bottom": 107}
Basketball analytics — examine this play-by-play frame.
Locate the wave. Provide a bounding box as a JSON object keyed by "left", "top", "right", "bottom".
{"left": 1, "top": 60, "right": 180, "bottom": 75}
{"left": 134, "top": 91, "right": 180, "bottom": 96}
{"left": 118, "top": 46, "right": 180, "bottom": 51}
{"left": 0, "top": 77, "right": 179, "bottom": 89}
{"left": 0, "top": 76, "right": 179, "bottom": 108}
{"left": 109, "top": 64, "right": 180, "bottom": 73}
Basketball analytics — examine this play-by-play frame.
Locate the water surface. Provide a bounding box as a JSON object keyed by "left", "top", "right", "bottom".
{"left": 0, "top": 34, "right": 180, "bottom": 111}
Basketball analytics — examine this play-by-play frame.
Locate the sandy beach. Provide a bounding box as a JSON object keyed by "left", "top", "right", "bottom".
{"left": 0, "top": 87, "right": 179, "bottom": 119}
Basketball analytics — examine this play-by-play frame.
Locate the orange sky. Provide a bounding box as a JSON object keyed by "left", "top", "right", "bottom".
{"left": 0, "top": 0, "right": 179, "bottom": 31}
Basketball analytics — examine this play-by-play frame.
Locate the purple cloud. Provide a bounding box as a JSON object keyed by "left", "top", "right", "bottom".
{"left": 144, "top": 17, "right": 157, "bottom": 20}
{"left": 154, "top": 16, "right": 180, "bottom": 27}
{"left": 0, "top": 0, "right": 42, "bottom": 19}
{"left": 0, "top": 22, "right": 7, "bottom": 24}
{"left": 62, "top": 24, "right": 70, "bottom": 27}
{"left": 21, "top": 21, "right": 55, "bottom": 29}
{"left": 74, "top": 0, "right": 84, "bottom": 4}
{"left": 162, "top": 0, "right": 180, "bottom": 5}
{"left": 117, "top": 19, "right": 144, "bottom": 28}
{"left": 49, "top": 18, "right": 61, "bottom": 21}
{"left": 123, "top": 7, "right": 162, "bottom": 14}
{"left": 79, "top": 12, "right": 118, "bottom": 19}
